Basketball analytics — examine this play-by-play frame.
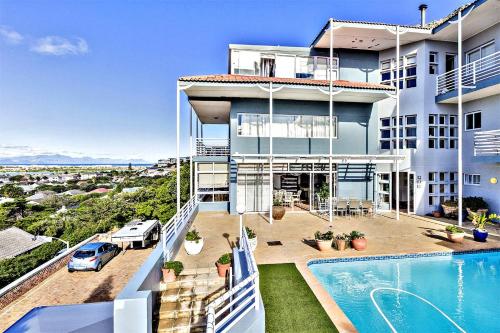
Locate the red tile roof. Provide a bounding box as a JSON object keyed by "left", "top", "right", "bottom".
{"left": 179, "top": 74, "right": 394, "bottom": 91}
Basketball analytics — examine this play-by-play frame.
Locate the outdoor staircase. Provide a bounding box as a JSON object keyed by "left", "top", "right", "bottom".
{"left": 156, "top": 267, "right": 227, "bottom": 333}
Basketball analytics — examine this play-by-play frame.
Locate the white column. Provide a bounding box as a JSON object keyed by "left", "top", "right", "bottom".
{"left": 269, "top": 82, "right": 273, "bottom": 224}
{"left": 176, "top": 82, "right": 181, "bottom": 232}
{"left": 329, "top": 18, "right": 334, "bottom": 227}
{"left": 457, "top": 11, "right": 463, "bottom": 226}
{"left": 189, "top": 106, "right": 193, "bottom": 199}
{"left": 395, "top": 25, "right": 400, "bottom": 221}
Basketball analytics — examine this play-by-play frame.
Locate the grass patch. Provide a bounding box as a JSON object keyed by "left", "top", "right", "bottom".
{"left": 258, "top": 263, "right": 338, "bottom": 333}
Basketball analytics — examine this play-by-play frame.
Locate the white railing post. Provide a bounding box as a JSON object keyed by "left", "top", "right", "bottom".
{"left": 254, "top": 275, "right": 260, "bottom": 311}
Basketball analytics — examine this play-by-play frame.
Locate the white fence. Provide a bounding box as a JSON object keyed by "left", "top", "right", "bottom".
{"left": 436, "top": 51, "right": 500, "bottom": 95}
{"left": 206, "top": 224, "right": 260, "bottom": 333}
{"left": 162, "top": 195, "right": 199, "bottom": 261}
{"left": 196, "top": 138, "right": 230, "bottom": 156}
{"left": 474, "top": 129, "right": 500, "bottom": 156}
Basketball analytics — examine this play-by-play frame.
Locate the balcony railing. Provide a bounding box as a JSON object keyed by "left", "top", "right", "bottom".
{"left": 196, "top": 138, "right": 230, "bottom": 156}
{"left": 474, "top": 129, "right": 500, "bottom": 157}
{"left": 436, "top": 51, "right": 500, "bottom": 95}
{"left": 231, "top": 51, "right": 339, "bottom": 81}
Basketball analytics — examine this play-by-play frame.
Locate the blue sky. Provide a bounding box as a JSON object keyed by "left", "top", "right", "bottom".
{"left": 0, "top": 0, "right": 466, "bottom": 162}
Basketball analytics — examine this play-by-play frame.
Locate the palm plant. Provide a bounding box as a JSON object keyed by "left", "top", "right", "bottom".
{"left": 467, "top": 211, "right": 498, "bottom": 231}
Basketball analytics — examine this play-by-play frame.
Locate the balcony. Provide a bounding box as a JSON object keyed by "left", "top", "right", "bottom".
{"left": 231, "top": 51, "right": 339, "bottom": 81}
{"left": 196, "top": 138, "right": 230, "bottom": 156}
{"left": 474, "top": 129, "right": 500, "bottom": 162}
{"left": 436, "top": 51, "right": 500, "bottom": 103}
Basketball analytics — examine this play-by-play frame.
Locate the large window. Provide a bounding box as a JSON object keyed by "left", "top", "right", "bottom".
{"left": 428, "top": 171, "right": 458, "bottom": 207}
{"left": 379, "top": 115, "right": 417, "bottom": 149}
{"left": 197, "top": 163, "right": 229, "bottom": 202}
{"left": 465, "top": 111, "right": 481, "bottom": 131}
{"left": 380, "top": 53, "right": 417, "bottom": 89}
{"left": 429, "top": 52, "right": 438, "bottom": 74}
{"left": 237, "top": 113, "right": 337, "bottom": 138}
{"left": 428, "top": 114, "right": 457, "bottom": 149}
{"left": 464, "top": 174, "right": 480, "bottom": 186}
{"left": 466, "top": 41, "right": 495, "bottom": 64}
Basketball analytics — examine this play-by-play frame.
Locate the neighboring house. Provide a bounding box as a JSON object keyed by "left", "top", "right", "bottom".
{"left": 58, "top": 189, "right": 86, "bottom": 196}
{"left": 26, "top": 191, "right": 56, "bottom": 203}
{"left": 175, "top": 0, "right": 499, "bottom": 218}
{"left": 89, "top": 188, "right": 110, "bottom": 194}
{"left": 0, "top": 227, "right": 51, "bottom": 260}
{"left": 0, "top": 197, "right": 15, "bottom": 205}
{"left": 19, "top": 184, "right": 39, "bottom": 193}
{"left": 121, "top": 187, "right": 142, "bottom": 194}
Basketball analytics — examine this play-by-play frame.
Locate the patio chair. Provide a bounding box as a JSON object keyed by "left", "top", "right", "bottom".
{"left": 336, "top": 200, "right": 348, "bottom": 216}
{"left": 361, "top": 200, "right": 374, "bottom": 217}
{"left": 283, "top": 192, "right": 293, "bottom": 207}
{"left": 316, "top": 194, "right": 328, "bottom": 211}
{"left": 292, "top": 190, "right": 302, "bottom": 203}
{"left": 349, "top": 199, "right": 362, "bottom": 217}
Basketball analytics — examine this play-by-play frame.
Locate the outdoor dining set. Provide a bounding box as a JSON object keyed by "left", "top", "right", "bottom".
{"left": 316, "top": 196, "right": 374, "bottom": 217}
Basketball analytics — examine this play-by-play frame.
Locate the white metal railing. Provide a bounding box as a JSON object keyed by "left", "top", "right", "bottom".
{"left": 196, "top": 138, "right": 230, "bottom": 156}
{"left": 162, "top": 194, "right": 198, "bottom": 261}
{"left": 206, "top": 224, "right": 260, "bottom": 333}
{"left": 232, "top": 51, "right": 339, "bottom": 81}
{"left": 474, "top": 129, "right": 500, "bottom": 156}
{"left": 436, "top": 51, "right": 500, "bottom": 95}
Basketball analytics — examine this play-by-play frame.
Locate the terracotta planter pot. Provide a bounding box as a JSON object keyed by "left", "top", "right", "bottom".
{"left": 272, "top": 206, "right": 286, "bottom": 220}
{"left": 216, "top": 262, "right": 231, "bottom": 278}
{"left": 446, "top": 231, "right": 465, "bottom": 243}
{"left": 351, "top": 238, "right": 367, "bottom": 251}
{"left": 335, "top": 239, "right": 347, "bottom": 251}
{"left": 316, "top": 239, "right": 332, "bottom": 251}
{"left": 162, "top": 268, "right": 176, "bottom": 283}
{"left": 432, "top": 211, "right": 442, "bottom": 218}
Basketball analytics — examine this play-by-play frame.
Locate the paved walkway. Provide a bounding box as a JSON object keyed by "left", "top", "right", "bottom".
{"left": 0, "top": 246, "right": 153, "bottom": 332}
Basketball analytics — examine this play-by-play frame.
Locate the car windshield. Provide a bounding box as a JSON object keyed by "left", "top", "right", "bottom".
{"left": 74, "top": 250, "right": 95, "bottom": 258}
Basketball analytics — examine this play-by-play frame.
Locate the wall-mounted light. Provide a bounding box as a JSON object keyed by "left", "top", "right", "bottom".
{"left": 490, "top": 177, "right": 498, "bottom": 184}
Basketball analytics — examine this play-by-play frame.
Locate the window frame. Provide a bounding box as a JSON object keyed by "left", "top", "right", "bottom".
{"left": 464, "top": 111, "right": 481, "bottom": 131}
{"left": 463, "top": 173, "right": 481, "bottom": 186}
{"left": 466, "top": 41, "right": 495, "bottom": 64}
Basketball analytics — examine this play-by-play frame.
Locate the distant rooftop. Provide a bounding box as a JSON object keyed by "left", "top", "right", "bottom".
{"left": 0, "top": 227, "right": 50, "bottom": 260}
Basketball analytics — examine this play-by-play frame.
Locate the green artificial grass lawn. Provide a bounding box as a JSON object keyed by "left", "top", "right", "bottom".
{"left": 258, "top": 263, "right": 339, "bottom": 333}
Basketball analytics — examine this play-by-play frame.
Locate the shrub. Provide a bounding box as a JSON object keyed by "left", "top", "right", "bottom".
{"left": 445, "top": 225, "right": 463, "bottom": 234}
{"left": 462, "top": 197, "right": 488, "bottom": 211}
{"left": 335, "top": 233, "right": 350, "bottom": 241}
{"left": 185, "top": 229, "right": 201, "bottom": 242}
{"left": 273, "top": 199, "right": 283, "bottom": 207}
{"left": 349, "top": 230, "right": 365, "bottom": 240}
{"left": 217, "top": 253, "right": 231, "bottom": 265}
{"left": 442, "top": 200, "right": 458, "bottom": 207}
{"left": 314, "top": 231, "right": 333, "bottom": 241}
{"left": 164, "top": 261, "right": 183, "bottom": 276}
{"left": 245, "top": 227, "right": 256, "bottom": 239}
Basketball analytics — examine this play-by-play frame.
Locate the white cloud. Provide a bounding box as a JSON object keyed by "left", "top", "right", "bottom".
{"left": 0, "top": 26, "right": 24, "bottom": 44}
{"left": 30, "top": 36, "right": 89, "bottom": 56}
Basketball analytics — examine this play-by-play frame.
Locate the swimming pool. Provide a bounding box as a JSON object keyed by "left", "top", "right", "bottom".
{"left": 309, "top": 250, "right": 500, "bottom": 333}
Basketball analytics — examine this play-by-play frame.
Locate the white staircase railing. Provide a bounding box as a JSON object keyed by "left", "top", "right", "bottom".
{"left": 162, "top": 195, "right": 198, "bottom": 261}
{"left": 474, "top": 129, "right": 500, "bottom": 156}
{"left": 206, "top": 224, "right": 260, "bottom": 333}
{"left": 436, "top": 50, "right": 500, "bottom": 96}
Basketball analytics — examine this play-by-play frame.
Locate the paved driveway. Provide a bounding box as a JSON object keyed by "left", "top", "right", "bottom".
{"left": 0, "top": 246, "right": 153, "bottom": 332}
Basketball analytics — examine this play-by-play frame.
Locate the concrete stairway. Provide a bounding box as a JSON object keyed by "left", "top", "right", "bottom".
{"left": 157, "top": 267, "right": 227, "bottom": 333}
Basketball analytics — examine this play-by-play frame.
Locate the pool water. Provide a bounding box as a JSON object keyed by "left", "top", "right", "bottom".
{"left": 309, "top": 251, "right": 500, "bottom": 333}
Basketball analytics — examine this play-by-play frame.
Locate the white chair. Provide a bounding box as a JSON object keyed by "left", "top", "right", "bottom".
{"left": 283, "top": 192, "right": 293, "bottom": 207}
{"left": 349, "top": 199, "right": 362, "bottom": 217}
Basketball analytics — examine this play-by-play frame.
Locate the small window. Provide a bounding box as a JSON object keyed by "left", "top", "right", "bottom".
{"left": 465, "top": 111, "right": 481, "bottom": 130}
{"left": 428, "top": 139, "right": 436, "bottom": 148}
{"left": 429, "top": 127, "right": 436, "bottom": 136}
{"left": 429, "top": 52, "right": 438, "bottom": 63}
{"left": 406, "top": 115, "right": 416, "bottom": 125}
{"left": 464, "top": 174, "right": 480, "bottom": 185}
{"left": 439, "top": 172, "right": 446, "bottom": 182}
{"left": 439, "top": 139, "right": 447, "bottom": 149}
{"left": 406, "top": 139, "right": 417, "bottom": 148}
{"left": 381, "top": 72, "right": 391, "bottom": 81}
{"left": 428, "top": 172, "right": 436, "bottom": 181}
{"left": 429, "top": 114, "right": 436, "bottom": 125}
{"left": 381, "top": 141, "right": 391, "bottom": 150}
{"left": 381, "top": 118, "right": 391, "bottom": 127}
{"left": 406, "top": 128, "right": 417, "bottom": 137}
{"left": 429, "top": 52, "right": 438, "bottom": 74}
{"left": 380, "top": 129, "right": 391, "bottom": 139}
{"left": 429, "top": 64, "right": 438, "bottom": 74}
{"left": 381, "top": 60, "right": 391, "bottom": 70}
{"left": 449, "top": 116, "right": 456, "bottom": 125}
{"left": 406, "top": 78, "right": 417, "bottom": 88}
{"left": 406, "top": 67, "right": 417, "bottom": 76}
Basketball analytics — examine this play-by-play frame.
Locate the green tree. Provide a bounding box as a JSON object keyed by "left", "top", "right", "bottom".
{"left": 0, "top": 184, "right": 24, "bottom": 198}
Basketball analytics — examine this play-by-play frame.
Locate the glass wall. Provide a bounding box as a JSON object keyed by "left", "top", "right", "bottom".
{"left": 197, "top": 163, "right": 229, "bottom": 202}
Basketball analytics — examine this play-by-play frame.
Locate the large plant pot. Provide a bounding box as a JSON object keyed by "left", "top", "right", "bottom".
{"left": 473, "top": 229, "right": 488, "bottom": 242}
{"left": 248, "top": 237, "right": 257, "bottom": 251}
{"left": 351, "top": 238, "right": 367, "bottom": 251}
{"left": 432, "top": 211, "right": 442, "bottom": 218}
{"left": 162, "top": 268, "right": 176, "bottom": 283}
{"left": 335, "top": 239, "right": 347, "bottom": 251}
{"left": 216, "top": 262, "right": 231, "bottom": 278}
{"left": 184, "top": 238, "right": 204, "bottom": 255}
{"left": 272, "top": 206, "right": 286, "bottom": 220}
{"left": 446, "top": 232, "right": 465, "bottom": 243}
{"left": 316, "top": 239, "right": 332, "bottom": 251}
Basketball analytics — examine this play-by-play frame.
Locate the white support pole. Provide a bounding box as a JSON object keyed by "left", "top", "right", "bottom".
{"left": 457, "top": 11, "right": 463, "bottom": 226}
{"left": 176, "top": 82, "right": 181, "bottom": 232}
{"left": 328, "top": 18, "right": 334, "bottom": 227}
{"left": 189, "top": 107, "right": 193, "bottom": 199}
{"left": 395, "top": 25, "right": 400, "bottom": 221}
{"left": 269, "top": 81, "right": 273, "bottom": 225}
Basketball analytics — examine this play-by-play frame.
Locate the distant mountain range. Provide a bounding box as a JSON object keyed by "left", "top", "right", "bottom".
{"left": 0, "top": 154, "right": 151, "bottom": 165}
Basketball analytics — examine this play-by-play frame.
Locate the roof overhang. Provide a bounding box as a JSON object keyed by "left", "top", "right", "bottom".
{"left": 189, "top": 100, "right": 231, "bottom": 124}
{"left": 311, "top": 21, "right": 431, "bottom": 51}
{"left": 430, "top": 0, "right": 499, "bottom": 43}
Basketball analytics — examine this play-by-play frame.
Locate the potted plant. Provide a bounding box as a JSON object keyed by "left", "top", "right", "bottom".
{"left": 468, "top": 211, "right": 497, "bottom": 242}
{"left": 441, "top": 200, "right": 458, "bottom": 218}
{"left": 445, "top": 225, "right": 465, "bottom": 243}
{"left": 463, "top": 197, "right": 489, "bottom": 218}
{"left": 314, "top": 231, "right": 333, "bottom": 251}
{"left": 245, "top": 226, "right": 257, "bottom": 251}
{"left": 162, "top": 261, "right": 183, "bottom": 282}
{"left": 334, "top": 233, "right": 350, "bottom": 251}
{"left": 432, "top": 210, "right": 442, "bottom": 218}
{"left": 272, "top": 199, "right": 285, "bottom": 220}
{"left": 184, "top": 229, "right": 204, "bottom": 255}
{"left": 216, "top": 253, "right": 232, "bottom": 278}
{"left": 350, "top": 231, "right": 367, "bottom": 251}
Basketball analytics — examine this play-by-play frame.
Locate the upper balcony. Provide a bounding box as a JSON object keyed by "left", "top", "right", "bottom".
{"left": 474, "top": 129, "right": 500, "bottom": 163}
{"left": 196, "top": 138, "right": 230, "bottom": 156}
{"left": 436, "top": 51, "right": 500, "bottom": 103}
{"left": 230, "top": 49, "right": 339, "bottom": 81}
